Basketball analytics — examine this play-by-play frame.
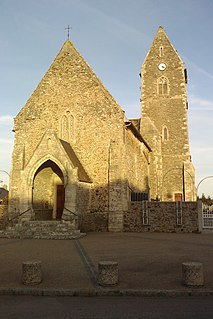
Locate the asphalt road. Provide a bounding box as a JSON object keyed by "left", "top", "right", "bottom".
{"left": 0, "top": 296, "right": 213, "bottom": 319}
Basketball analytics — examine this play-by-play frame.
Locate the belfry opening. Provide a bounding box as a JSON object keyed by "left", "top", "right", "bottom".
{"left": 32, "top": 160, "right": 65, "bottom": 220}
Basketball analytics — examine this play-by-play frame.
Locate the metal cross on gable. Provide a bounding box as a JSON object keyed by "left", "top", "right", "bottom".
{"left": 65, "top": 25, "right": 72, "bottom": 40}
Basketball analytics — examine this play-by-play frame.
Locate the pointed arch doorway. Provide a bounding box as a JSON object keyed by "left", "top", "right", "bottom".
{"left": 32, "top": 160, "right": 65, "bottom": 220}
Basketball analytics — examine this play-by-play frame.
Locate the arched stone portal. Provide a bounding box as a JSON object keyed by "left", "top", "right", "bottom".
{"left": 32, "top": 160, "right": 65, "bottom": 220}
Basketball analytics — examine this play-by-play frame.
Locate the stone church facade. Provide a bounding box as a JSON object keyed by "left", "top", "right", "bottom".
{"left": 8, "top": 27, "right": 196, "bottom": 233}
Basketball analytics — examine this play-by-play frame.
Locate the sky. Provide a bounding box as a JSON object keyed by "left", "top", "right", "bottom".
{"left": 0, "top": 0, "right": 213, "bottom": 197}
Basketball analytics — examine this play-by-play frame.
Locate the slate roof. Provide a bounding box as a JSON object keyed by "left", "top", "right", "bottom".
{"left": 0, "top": 188, "right": 8, "bottom": 199}
{"left": 125, "top": 121, "right": 152, "bottom": 152}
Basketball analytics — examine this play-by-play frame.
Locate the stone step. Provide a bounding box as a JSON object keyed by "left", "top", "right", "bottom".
{"left": 0, "top": 221, "right": 85, "bottom": 240}
{"left": 0, "top": 229, "right": 20, "bottom": 238}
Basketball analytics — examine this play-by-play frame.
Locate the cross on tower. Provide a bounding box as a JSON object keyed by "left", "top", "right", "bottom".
{"left": 65, "top": 25, "right": 72, "bottom": 40}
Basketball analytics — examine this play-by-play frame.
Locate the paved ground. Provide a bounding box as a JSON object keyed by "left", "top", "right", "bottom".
{"left": 1, "top": 296, "right": 213, "bottom": 319}
{"left": 0, "top": 232, "right": 213, "bottom": 295}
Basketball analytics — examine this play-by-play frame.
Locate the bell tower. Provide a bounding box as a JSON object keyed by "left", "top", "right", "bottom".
{"left": 140, "top": 27, "right": 195, "bottom": 201}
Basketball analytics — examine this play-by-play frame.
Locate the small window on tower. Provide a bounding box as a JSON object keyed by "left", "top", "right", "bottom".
{"left": 184, "top": 68, "right": 188, "bottom": 84}
{"left": 158, "top": 77, "right": 169, "bottom": 95}
{"left": 159, "top": 46, "right": 164, "bottom": 57}
{"left": 164, "top": 127, "right": 168, "bottom": 141}
{"left": 162, "top": 126, "right": 169, "bottom": 142}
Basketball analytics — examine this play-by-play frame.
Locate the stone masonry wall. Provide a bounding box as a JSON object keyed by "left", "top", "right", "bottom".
{"left": 0, "top": 205, "right": 8, "bottom": 229}
{"left": 124, "top": 201, "right": 200, "bottom": 233}
{"left": 124, "top": 128, "right": 149, "bottom": 193}
{"left": 77, "top": 182, "right": 108, "bottom": 232}
{"left": 80, "top": 211, "right": 108, "bottom": 232}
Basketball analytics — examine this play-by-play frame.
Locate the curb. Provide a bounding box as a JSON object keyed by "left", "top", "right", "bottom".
{"left": 1, "top": 287, "right": 213, "bottom": 297}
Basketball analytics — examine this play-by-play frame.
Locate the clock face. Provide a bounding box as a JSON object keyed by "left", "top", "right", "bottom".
{"left": 158, "top": 63, "right": 167, "bottom": 71}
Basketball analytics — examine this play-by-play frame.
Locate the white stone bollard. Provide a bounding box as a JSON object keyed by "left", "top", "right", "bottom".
{"left": 22, "top": 260, "right": 42, "bottom": 285}
{"left": 182, "top": 262, "right": 204, "bottom": 287}
{"left": 98, "top": 261, "right": 118, "bottom": 286}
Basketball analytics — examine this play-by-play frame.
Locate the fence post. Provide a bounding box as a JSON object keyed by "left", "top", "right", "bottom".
{"left": 198, "top": 200, "right": 203, "bottom": 232}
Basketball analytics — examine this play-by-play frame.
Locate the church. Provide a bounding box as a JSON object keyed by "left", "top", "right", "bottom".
{"left": 8, "top": 27, "right": 196, "bottom": 233}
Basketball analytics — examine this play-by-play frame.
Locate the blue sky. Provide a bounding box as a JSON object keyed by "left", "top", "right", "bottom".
{"left": 0, "top": 0, "right": 213, "bottom": 197}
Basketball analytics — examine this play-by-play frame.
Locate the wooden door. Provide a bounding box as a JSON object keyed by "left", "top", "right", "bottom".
{"left": 56, "top": 185, "right": 65, "bottom": 219}
{"left": 174, "top": 193, "right": 182, "bottom": 202}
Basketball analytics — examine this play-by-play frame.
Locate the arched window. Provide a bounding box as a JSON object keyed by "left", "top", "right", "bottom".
{"left": 158, "top": 77, "right": 169, "bottom": 95}
{"left": 61, "top": 115, "right": 69, "bottom": 141}
{"left": 70, "top": 114, "right": 75, "bottom": 140}
{"left": 162, "top": 126, "right": 169, "bottom": 142}
{"left": 60, "top": 111, "right": 75, "bottom": 142}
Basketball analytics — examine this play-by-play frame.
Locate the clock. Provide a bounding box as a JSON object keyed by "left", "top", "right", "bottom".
{"left": 158, "top": 63, "right": 167, "bottom": 71}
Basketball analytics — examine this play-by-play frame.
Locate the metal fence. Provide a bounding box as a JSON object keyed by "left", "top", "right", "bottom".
{"left": 202, "top": 204, "right": 213, "bottom": 228}
{"left": 131, "top": 192, "right": 149, "bottom": 202}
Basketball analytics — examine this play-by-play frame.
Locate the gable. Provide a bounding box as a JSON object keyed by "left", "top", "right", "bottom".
{"left": 140, "top": 27, "right": 186, "bottom": 100}
{"left": 142, "top": 26, "right": 184, "bottom": 71}
{"left": 15, "top": 40, "right": 123, "bottom": 125}
{"left": 24, "top": 129, "right": 91, "bottom": 184}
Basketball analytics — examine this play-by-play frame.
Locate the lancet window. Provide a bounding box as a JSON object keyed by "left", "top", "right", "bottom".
{"left": 60, "top": 111, "right": 75, "bottom": 142}
{"left": 158, "top": 77, "right": 169, "bottom": 95}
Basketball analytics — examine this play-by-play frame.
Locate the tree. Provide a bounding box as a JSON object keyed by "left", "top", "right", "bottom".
{"left": 198, "top": 193, "right": 213, "bottom": 205}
